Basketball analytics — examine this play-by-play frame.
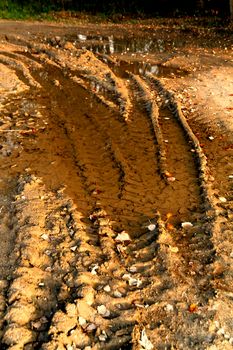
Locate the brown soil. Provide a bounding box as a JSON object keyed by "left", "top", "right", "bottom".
{"left": 0, "top": 18, "right": 232, "bottom": 350}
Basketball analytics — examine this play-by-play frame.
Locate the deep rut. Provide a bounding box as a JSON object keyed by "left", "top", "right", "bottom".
{"left": 0, "top": 34, "right": 232, "bottom": 350}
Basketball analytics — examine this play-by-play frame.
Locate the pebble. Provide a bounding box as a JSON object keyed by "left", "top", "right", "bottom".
{"left": 99, "top": 331, "right": 107, "bottom": 342}
{"left": 90, "top": 264, "right": 99, "bottom": 275}
{"left": 208, "top": 136, "right": 214, "bottom": 140}
{"left": 167, "top": 176, "right": 176, "bottom": 182}
{"left": 229, "top": 175, "right": 233, "bottom": 179}
{"left": 78, "top": 316, "right": 87, "bottom": 327}
{"left": 181, "top": 222, "right": 193, "bottom": 228}
{"left": 97, "top": 305, "right": 110, "bottom": 317}
{"left": 86, "top": 323, "right": 96, "bottom": 332}
{"left": 70, "top": 245, "right": 77, "bottom": 251}
{"left": 219, "top": 196, "right": 227, "bottom": 203}
{"left": 103, "top": 285, "right": 111, "bottom": 292}
{"left": 113, "top": 290, "right": 122, "bottom": 298}
{"left": 129, "top": 266, "right": 137, "bottom": 273}
{"left": 115, "top": 231, "right": 131, "bottom": 242}
{"left": 147, "top": 224, "right": 156, "bottom": 231}
{"left": 166, "top": 304, "right": 174, "bottom": 312}
{"left": 217, "top": 327, "right": 225, "bottom": 336}
{"left": 41, "top": 233, "right": 49, "bottom": 241}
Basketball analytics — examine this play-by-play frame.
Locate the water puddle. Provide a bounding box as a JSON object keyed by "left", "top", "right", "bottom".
{"left": 112, "top": 60, "right": 188, "bottom": 78}
{"left": 70, "top": 33, "right": 189, "bottom": 78}
{"left": 74, "top": 33, "right": 168, "bottom": 54}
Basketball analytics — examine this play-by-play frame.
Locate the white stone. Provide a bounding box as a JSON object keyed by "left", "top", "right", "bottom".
{"left": 97, "top": 305, "right": 110, "bottom": 317}
{"left": 103, "top": 285, "right": 111, "bottom": 292}
{"left": 147, "top": 224, "right": 156, "bottom": 231}
{"left": 181, "top": 222, "right": 193, "bottom": 229}
{"left": 78, "top": 316, "right": 87, "bottom": 327}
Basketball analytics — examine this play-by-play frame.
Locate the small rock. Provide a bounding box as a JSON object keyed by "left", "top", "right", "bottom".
{"left": 229, "top": 175, "right": 233, "bottom": 179}
{"left": 78, "top": 316, "right": 87, "bottom": 327}
{"left": 115, "top": 231, "right": 131, "bottom": 243}
{"left": 139, "top": 328, "right": 154, "bottom": 350}
{"left": 41, "top": 233, "right": 49, "bottom": 241}
{"left": 103, "top": 285, "right": 111, "bottom": 292}
{"left": 97, "top": 305, "right": 110, "bottom": 317}
{"left": 167, "top": 177, "right": 176, "bottom": 182}
{"left": 166, "top": 304, "right": 174, "bottom": 312}
{"left": 90, "top": 264, "right": 99, "bottom": 275}
{"left": 53, "top": 79, "right": 60, "bottom": 87}
{"left": 129, "top": 277, "right": 142, "bottom": 287}
{"left": 86, "top": 323, "right": 96, "bottom": 332}
{"left": 217, "top": 327, "right": 225, "bottom": 336}
{"left": 208, "top": 136, "right": 214, "bottom": 141}
{"left": 181, "top": 222, "right": 193, "bottom": 229}
{"left": 219, "top": 196, "right": 227, "bottom": 203}
{"left": 113, "top": 290, "right": 122, "bottom": 298}
{"left": 147, "top": 224, "right": 156, "bottom": 231}
{"left": 99, "top": 331, "right": 107, "bottom": 342}
{"left": 66, "top": 345, "right": 74, "bottom": 350}
{"left": 129, "top": 266, "right": 137, "bottom": 273}
{"left": 70, "top": 245, "right": 77, "bottom": 252}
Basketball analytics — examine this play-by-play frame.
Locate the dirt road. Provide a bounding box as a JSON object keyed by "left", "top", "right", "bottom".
{"left": 0, "top": 19, "right": 232, "bottom": 349}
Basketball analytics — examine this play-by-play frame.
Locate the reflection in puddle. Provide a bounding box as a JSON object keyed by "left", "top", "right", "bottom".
{"left": 74, "top": 33, "right": 188, "bottom": 78}
{"left": 113, "top": 60, "right": 188, "bottom": 78}
{"left": 75, "top": 33, "right": 167, "bottom": 54}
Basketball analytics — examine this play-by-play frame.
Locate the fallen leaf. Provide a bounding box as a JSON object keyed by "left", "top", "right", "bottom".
{"left": 189, "top": 303, "right": 198, "bottom": 313}
{"left": 170, "top": 246, "right": 179, "bottom": 253}
{"left": 166, "top": 212, "right": 173, "bottom": 220}
{"left": 164, "top": 171, "right": 172, "bottom": 177}
{"left": 139, "top": 328, "right": 154, "bottom": 350}
{"left": 166, "top": 223, "right": 174, "bottom": 230}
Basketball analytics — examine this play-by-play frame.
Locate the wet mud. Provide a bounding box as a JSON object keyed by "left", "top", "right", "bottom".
{"left": 0, "top": 21, "right": 232, "bottom": 350}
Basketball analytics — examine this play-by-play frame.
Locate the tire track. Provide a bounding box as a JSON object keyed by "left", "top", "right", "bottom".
{"left": 0, "top": 36, "right": 226, "bottom": 349}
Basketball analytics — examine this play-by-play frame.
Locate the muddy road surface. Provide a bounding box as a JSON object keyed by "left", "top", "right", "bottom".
{"left": 0, "top": 20, "right": 233, "bottom": 349}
